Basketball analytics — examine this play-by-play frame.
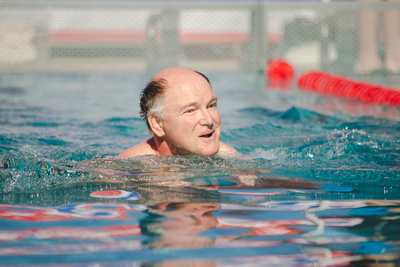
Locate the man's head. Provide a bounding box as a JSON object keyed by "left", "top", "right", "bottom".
{"left": 139, "top": 67, "right": 221, "bottom": 156}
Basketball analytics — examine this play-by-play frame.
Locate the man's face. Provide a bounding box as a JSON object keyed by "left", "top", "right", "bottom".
{"left": 160, "top": 75, "right": 221, "bottom": 156}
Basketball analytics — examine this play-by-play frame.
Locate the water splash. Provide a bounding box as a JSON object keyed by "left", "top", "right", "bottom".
{"left": 1, "top": 103, "right": 400, "bottom": 193}
{"left": 225, "top": 107, "right": 400, "bottom": 171}
{"left": 0, "top": 145, "right": 95, "bottom": 193}
{"left": 0, "top": 145, "right": 272, "bottom": 193}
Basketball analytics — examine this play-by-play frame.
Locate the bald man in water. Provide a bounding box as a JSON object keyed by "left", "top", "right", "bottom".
{"left": 117, "top": 67, "right": 239, "bottom": 158}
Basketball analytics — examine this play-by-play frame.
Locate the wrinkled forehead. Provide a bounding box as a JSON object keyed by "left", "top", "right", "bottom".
{"left": 163, "top": 79, "right": 216, "bottom": 113}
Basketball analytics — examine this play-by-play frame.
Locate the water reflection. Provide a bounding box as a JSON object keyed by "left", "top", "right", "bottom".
{"left": 143, "top": 203, "right": 220, "bottom": 249}
{"left": 139, "top": 200, "right": 400, "bottom": 266}
{"left": 0, "top": 197, "right": 399, "bottom": 265}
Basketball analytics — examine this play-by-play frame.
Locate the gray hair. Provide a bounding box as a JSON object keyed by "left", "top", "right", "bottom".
{"left": 139, "top": 78, "right": 168, "bottom": 134}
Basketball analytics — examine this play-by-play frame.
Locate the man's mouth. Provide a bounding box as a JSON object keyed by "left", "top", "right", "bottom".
{"left": 200, "top": 131, "right": 214, "bottom": 138}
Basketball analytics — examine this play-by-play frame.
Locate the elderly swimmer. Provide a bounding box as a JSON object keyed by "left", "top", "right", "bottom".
{"left": 117, "top": 67, "right": 239, "bottom": 158}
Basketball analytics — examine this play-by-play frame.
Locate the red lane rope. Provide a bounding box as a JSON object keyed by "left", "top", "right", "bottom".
{"left": 298, "top": 71, "right": 400, "bottom": 106}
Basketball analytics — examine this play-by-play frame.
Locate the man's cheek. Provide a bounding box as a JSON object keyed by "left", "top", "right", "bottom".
{"left": 212, "top": 111, "right": 221, "bottom": 124}
{"left": 182, "top": 118, "right": 196, "bottom": 129}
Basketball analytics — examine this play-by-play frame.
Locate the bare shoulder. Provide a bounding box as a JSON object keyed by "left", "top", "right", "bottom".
{"left": 117, "top": 138, "right": 157, "bottom": 159}
{"left": 217, "top": 141, "right": 241, "bottom": 157}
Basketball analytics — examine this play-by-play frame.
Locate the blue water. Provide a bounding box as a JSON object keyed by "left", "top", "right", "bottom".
{"left": 0, "top": 71, "right": 400, "bottom": 265}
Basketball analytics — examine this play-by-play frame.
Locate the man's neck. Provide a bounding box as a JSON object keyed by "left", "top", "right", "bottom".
{"left": 152, "top": 136, "right": 176, "bottom": 156}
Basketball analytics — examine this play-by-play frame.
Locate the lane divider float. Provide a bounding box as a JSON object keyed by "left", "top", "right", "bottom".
{"left": 298, "top": 71, "right": 400, "bottom": 106}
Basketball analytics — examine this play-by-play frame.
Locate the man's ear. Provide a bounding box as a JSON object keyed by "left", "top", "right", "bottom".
{"left": 148, "top": 114, "right": 165, "bottom": 137}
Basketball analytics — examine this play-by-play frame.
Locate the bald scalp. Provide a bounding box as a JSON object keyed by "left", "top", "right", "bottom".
{"left": 152, "top": 67, "right": 193, "bottom": 83}
{"left": 152, "top": 67, "right": 211, "bottom": 87}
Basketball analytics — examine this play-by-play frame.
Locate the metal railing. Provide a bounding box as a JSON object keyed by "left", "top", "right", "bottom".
{"left": 0, "top": 0, "right": 399, "bottom": 76}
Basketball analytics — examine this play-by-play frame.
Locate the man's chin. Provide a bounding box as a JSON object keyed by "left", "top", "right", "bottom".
{"left": 198, "top": 145, "right": 220, "bottom": 156}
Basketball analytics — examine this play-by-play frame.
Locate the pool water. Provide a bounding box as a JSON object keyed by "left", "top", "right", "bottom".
{"left": 1, "top": 71, "right": 400, "bottom": 266}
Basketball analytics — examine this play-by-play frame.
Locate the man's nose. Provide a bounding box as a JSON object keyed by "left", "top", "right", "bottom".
{"left": 199, "top": 109, "right": 214, "bottom": 128}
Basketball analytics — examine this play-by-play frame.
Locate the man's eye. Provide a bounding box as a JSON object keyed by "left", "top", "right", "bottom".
{"left": 185, "top": 109, "right": 195, "bottom": 114}
{"left": 209, "top": 103, "right": 217, "bottom": 108}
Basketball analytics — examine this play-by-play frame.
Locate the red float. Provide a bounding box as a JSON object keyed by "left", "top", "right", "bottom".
{"left": 297, "top": 71, "right": 400, "bottom": 106}
{"left": 266, "top": 59, "right": 295, "bottom": 81}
